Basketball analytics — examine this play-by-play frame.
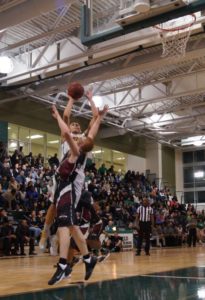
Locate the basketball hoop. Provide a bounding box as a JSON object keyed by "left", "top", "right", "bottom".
{"left": 154, "top": 14, "right": 196, "bottom": 59}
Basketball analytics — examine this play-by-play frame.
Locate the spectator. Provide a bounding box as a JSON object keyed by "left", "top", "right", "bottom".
{"left": 1, "top": 218, "right": 18, "bottom": 256}
{"left": 2, "top": 188, "right": 16, "bottom": 210}
{"left": 0, "top": 141, "right": 7, "bottom": 163}
{"left": 98, "top": 164, "right": 107, "bottom": 176}
{"left": 48, "top": 153, "right": 59, "bottom": 168}
{"left": 16, "top": 219, "right": 36, "bottom": 255}
{"left": 187, "top": 213, "right": 197, "bottom": 247}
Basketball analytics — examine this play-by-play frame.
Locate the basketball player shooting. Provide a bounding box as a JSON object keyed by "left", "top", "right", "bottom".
{"left": 39, "top": 85, "right": 98, "bottom": 252}
{"left": 48, "top": 93, "right": 108, "bottom": 285}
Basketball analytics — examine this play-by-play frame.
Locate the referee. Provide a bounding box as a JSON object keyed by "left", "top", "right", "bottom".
{"left": 136, "top": 198, "right": 154, "bottom": 256}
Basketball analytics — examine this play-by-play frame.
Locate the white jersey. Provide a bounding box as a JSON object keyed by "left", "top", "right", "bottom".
{"left": 50, "top": 134, "right": 88, "bottom": 205}
{"left": 60, "top": 140, "right": 70, "bottom": 162}
{"left": 73, "top": 153, "right": 88, "bottom": 207}
{"left": 60, "top": 133, "right": 85, "bottom": 162}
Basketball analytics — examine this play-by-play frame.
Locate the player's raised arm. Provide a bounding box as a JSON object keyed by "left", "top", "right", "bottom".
{"left": 87, "top": 105, "right": 109, "bottom": 141}
{"left": 84, "top": 90, "right": 99, "bottom": 135}
{"left": 52, "top": 105, "right": 80, "bottom": 158}
{"left": 63, "top": 95, "right": 74, "bottom": 126}
{"left": 63, "top": 82, "right": 84, "bottom": 126}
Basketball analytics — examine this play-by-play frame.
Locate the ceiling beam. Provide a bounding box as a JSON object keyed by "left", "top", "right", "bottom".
{"left": 0, "top": 0, "right": 75, "bottom": 31}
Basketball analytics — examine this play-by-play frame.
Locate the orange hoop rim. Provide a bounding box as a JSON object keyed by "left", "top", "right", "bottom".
{"left": 154, "top": 14, "right": 196, "bottom": 32}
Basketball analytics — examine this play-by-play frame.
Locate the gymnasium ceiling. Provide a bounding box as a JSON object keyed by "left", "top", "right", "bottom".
{"left": 1, "top": 0, "right": 205, "bottom": 150}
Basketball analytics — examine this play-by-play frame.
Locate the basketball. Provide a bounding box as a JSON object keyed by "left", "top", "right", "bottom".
{"left": 68, "top": 82, "right": 84, "bottom": 100}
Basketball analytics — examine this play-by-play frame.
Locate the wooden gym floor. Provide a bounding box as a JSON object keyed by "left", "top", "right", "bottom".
{"left": 1, "top": 246, "right": 205, "bottom": 299}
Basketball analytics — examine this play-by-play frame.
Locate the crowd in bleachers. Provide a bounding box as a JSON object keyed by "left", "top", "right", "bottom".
{"left": 0, "top": 140, "right": 205, "bottom": 257}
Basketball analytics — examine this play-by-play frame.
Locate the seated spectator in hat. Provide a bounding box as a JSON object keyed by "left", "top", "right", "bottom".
{"left": 16, "top": 219, "right": 36, "bottom": 255}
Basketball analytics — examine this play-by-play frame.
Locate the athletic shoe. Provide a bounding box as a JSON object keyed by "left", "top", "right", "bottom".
{"left": 39, "top": 229, "right": 48, "bottom": 252}
{"left": 98, "top": 252, "right": 110, "bottom": 263}
{"left": 84, "top": 256, "right": 97, "bottom": 280}
{"left": 48, "top": 263, "right": 72, "bottom": 285}
{"left": 52, "top": 264, "right": 72, "bottom": 279}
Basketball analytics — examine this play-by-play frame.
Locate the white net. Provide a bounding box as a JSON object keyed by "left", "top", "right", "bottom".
{"left": 155, "top": 15, "right": 196, "bottom": 60}
{"left": 160, "top": 29, "right": 191, "bottom": 59}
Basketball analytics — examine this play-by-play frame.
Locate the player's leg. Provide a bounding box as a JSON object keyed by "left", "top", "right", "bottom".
{"left": 70, "top": 226, "right": 97, "bottom": 280}
{"left": 39, "top": 204, "right": 56, "bottom": 252}
{"left": 48, "top": 189, "right": 73, "bottom": 285}
{"left": 48, "top": 227, "right": 72, "bottom": 285}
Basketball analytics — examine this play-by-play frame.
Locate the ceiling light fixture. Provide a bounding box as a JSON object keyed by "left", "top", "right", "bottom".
{"left": 48, "top": 140, "right": 59, "bottom": 144}
{"left": 92, "top": 150, "right": 104, "bottom": 154}
{"left": 26, "top": 135, "right": 43, "bottom": 140}
{"left": 150, "top": 113, "right": 160, "bottom": 122}
{"left": 0, "top": 56, "right": 14, "bottom": 74}
{"left": 92, "top": 96, "right": 103, "bottom": 108}
{"left": 193, "top": 141, "right": 203, "bottom": 146}
{"left": 9, "top": 142, "right": 17, "bottom": 148}
{"left": 194, "top": 171, "right": 204, "bottom": 178}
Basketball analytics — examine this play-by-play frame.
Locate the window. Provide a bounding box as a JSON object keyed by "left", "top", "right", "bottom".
{"left": 184, "top": 192, "right": 194, "bottom": 204}
{"left": 29, "top": 129, "right": 44, "bottom": 157}
{"left": 47, "top": 133, "right": 60, "bottom": 160}
{"left": 194, "top": 150, "right": 205, "bottom": 162}
{"left": 112, "top": 150, "right": 127, "bottom": 172}
{"left": 183, "top": 151, "right": 193, "bottom": 163}
{"left": 184, "top": 167, "right": 194, "bottom": 188}
{"left": 92, "top": 146, "right": 103, "bottom": 168}
{"left": 8, "top": 124, "right": 19, "bottom": 155}
{"left": 19, "top": 126, "right": 30, "bottom": 155}
{"left": 198, "top": 191, "right": 205, "bottom": 203}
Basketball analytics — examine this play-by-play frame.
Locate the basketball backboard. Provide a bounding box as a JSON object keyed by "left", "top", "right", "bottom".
{"left": 81, "top": 0, "right": 205, "bottom": 46}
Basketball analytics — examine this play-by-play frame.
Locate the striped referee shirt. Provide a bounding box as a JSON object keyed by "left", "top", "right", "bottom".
{"left": 137, "top": 205, "right": 153, "bottom": 222}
